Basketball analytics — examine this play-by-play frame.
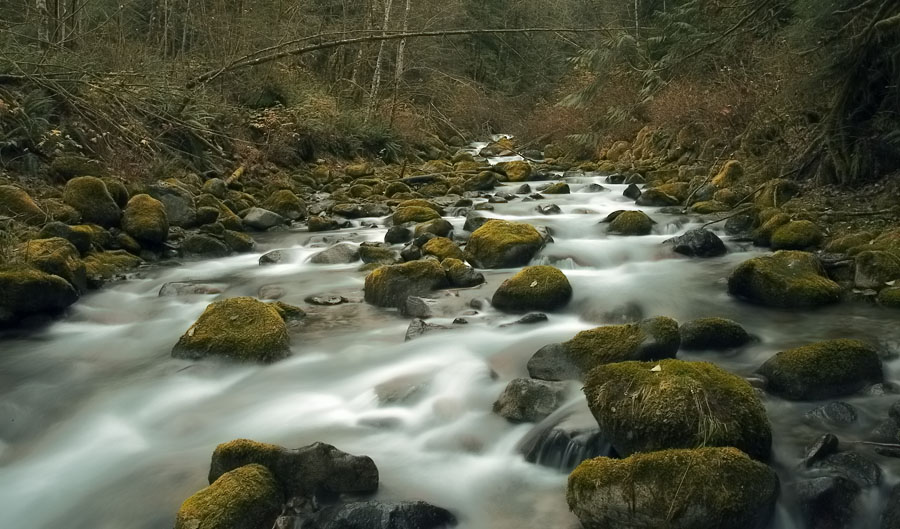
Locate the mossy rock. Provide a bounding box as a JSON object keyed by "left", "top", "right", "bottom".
{"left": 172, "top": 297, "right": 290, "bottom": 362}
{"left": 496, "top": 161, "right": 532, "bottom": 182}
{"left": 567, "top": 447, "right": 778, "bottom": 529}
{"left": 770, "top": 220, "right": 824, "bottom": 250}
{"left": 49, "top": 155, "right": 106, "bottom": 181}
{"left": 43, "top": 198, "right": 81, "bottom": 224}
{"left": 491, "top": 265, "right": 572, "bottom": 313}
{"left": 39, "top": 221, "right": 93, "bottom": 253}
{"left": 202, "top": 178, "right": 228, "bottom": 199}
{"left": 854, "top": 250, "right": 900, "bottom": 289}
{"left": 264, "top": 190, "right": 306, "bottom": 220}
{"left": 542, "top": 182, "right": 570, "bottom": 194}
{"left": 363, "top": 260, "right": 449, "bottom": 308}
{"left": 0, "top": 185, "right": 45, "bottom": 225}
{"left": 63, "top": 176, "right": 121, "bottom": 227}
{"left": 465, "top": 219, "right": 544, "bottom": 269}
{"left": 636, "top": 188, "right": 679, "bottom": 207}
{"left": 422, "top": 237, "right": 464, "bottom": 261}
{"left": 857, "top": 229, "right": 900, "bottom": 257}
{"left": 714, "top": 188, "right": 742, "bottom": 206}
{"left": 754, "top": 179, "right": 800, "bottom": 208}
{"left": 691, "top": 200, "right": 731, "bottom": 214}
{"left": 878, "top": 287, "right": 900, "bottom": 308}
{"left": 825, "top": 231, "right": 876, "bottom": 254}
{"left": 308, "top": 215, "right": 339, "bottom": 232}
{"left": 175, "top": 464, "right": 283, "bottom": 529}
{"left": 384, "top": 181, "right": 412, "bottom": 197}
{"left": 758, "top": 339, "right": 882, "bottom": 400}
{"left": 0, "top": 267, "right": 78, "bottom": 326}
{"left": 397, "top": 199, "right": 443, "bottom": 215}
{"left": 680, "top": 317, "right": 751, "bottom": 350}
{"left": 584, "top": 359, "right": 772, "bottom": 460}
{"left": 528, "top": 317, "right": 680, "bottom": 380}
{"left": 414, "top": 219, "right": 453, "bottom": 238}
{"left": 14, "top": 237, "right": 87, "bottom": 292}
{"left": 728, "top": 251, "right": 841, "bottom": 308}
{"left": 607, "top": 211, "right": 654, "bottom": 236}
{"left": 122, "top": 194, "right": 168, "bottom": 245}
{"left": 100, "top": 177, "right": 130, "bottom": 208}
{"left": 479, "top": 137, "right": 515, "bottom": 157}
{"left": 349, "top": 184, "right": 374, "bottom": 199}
{"left": 751, "top": 213, "right": 790, "bottom": 246}
{"left": 711, "top": 160, "right": 744, "bottom": 188}
{"left": 393, "top": 206, "right": 440, "bottom": 225}
{"left": 83, "top": 250, "right": 142, "bottom": 286}
{"left": 441, "top": 257, "right": 485, "bottom": 288}
{"left": 345, "top": 163, "right": 374, "bottom": 178}
{"left": 464, "top": 171, "right": 498, "bottom": 191}
{"left": 656, "top": 182, "right": 691, "bottom": 202}
{"left": 224, "top": 230, "right": 255, "bottom": 253}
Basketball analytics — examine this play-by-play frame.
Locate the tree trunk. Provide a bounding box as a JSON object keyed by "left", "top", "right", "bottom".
{"left": 367, "top": 0, "right": 394, "bottom": 121}
{"left": 36, "top": 0, "right": 50, "bottom": 47}
{"left": 390, "top": 0, "right": 412, "bottom": 125}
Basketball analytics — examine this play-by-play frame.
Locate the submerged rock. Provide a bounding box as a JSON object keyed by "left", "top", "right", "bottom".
{"left": 308, "top": 500, "right": 456, "bottom": 529}
{"left": 491, "top": 265, "right": 572, "bottom": 313}
{"left": 567, "top": 447, "right": 778, "bottom": 529}
{"left": 728, "top": 251, "right": 842, "bottom": 308}
{"left": 791, "top": 476, "right": 861, "bottom": 529}
{"left": 172, "top": 297, "right": 290, "bottom": 362}
{"left": 465, "top": 219, "right": 544, "bottom": 268}
{"left": 175, "top": 464, "right": 283, "bottom": 529}
{"left": 493, "top": 378, "right": 570, "bottom": 423}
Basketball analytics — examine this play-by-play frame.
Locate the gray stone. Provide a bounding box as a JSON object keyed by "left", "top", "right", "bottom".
{"left": 493, "top": 378, "right": 570, "bottom": 423}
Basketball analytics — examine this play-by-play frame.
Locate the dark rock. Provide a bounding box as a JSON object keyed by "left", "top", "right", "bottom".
{"left": 442, "top": 258, "right": 485, "bottom": 288}
{"left": 159, "top": 282, "right": 224, "bottom": 296}
{"left": 882, "top": 484, "right": 900, "bottom": 529}
{"left": 400, "top": 244, "right": 422, "bottom": 262}
{"left": 725, "top": 214, "right": 755, "bottom": 237}
{"left": 365, "top": 261, "right": 449, "bottom": 308}
{"left": 804, "top": 433, "right": 840, "bottom": 467}
{"left": 260, "top": 249, "right": 301, "bottom": 265}
{"left": 518, "top": 404, "right": 613, "bottom": 472}
{"left": 358, "top": 242, "right": 400, "bottom": 265}
{"left": 0, "top": 268, "right": 79, "bottom": 327}
{"left": 806, "top": 402, "right": 859, "bottom": 427}
{"left": 679, "top": 317, "right": 751, "bottom": 350}
{"left": 493, "top": 378, "right": 569, "bottom": 423}
{"left": 812, "top": 451, "right": 882, "bottom": 487}
{"left": 308, "top": 215, "right": 340, "bottom": 232}
{"left": 39, "top": 221, "right": 92, "bottom": 254}
{"left": 405, "top": 318, "right": 452, "bottom": 341}
{"left": 868, "top": 418, "right": 900, "bottom": 444}
{"left": 148, "top": 183, "right": 196, "bottom": 228}
{"left": 635, "top": 188, "right": 679, "bottom": 207}
{"left": 605, "top": 173, "right": 625, "bottom": 184}
{"left": 401, "top": 296, "right": 432, "bottom": 318}
{"left": 310, "top": 243, "right": 360, "bottom": 264}
{"left": 623, "top": 183, "right": 642, "bottom": 200}
{"left": 181, "top": 234, "right": 230, "bottom": 257}
{"left": 537, "top": 204, "right": 562, "bottom": 215}
{"left": 307, "top": 500, "right": 456, "bottom": 529}
{"left": 585, "top": 183, "right": 607, "bottom": 193}
{"left": 790, "top": 476, "right": 860, "bottom": 529}
{"left": 500, "top": 313, "right": 549, "bottom": 327}
{"left": 463, "top": 213, "right": 491, "bottom": 232}
{"left": 669, "top": 228, "right": 727, "bottom": 257}
{"left": 385, "top": 226, "right": 413, "bottom": 244}
{"left": 304, "top": 295, "right": 348, "bottom": 306}
{"left": 516, "top": 184, "right": 532, "bottom": 194}
{"left": 243, "top": 207, "right": 286, "bottom": 231}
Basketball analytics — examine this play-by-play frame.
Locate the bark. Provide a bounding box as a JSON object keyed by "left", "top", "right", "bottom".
{"left": 366, "top": 0, "right": 394, "bottom": 120}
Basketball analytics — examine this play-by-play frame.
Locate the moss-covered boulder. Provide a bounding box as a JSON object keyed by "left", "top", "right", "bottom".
{"left": 606, "top": 211, "right": 654, "bottom": 236}
{"left": 636, "top": 188, "right": 679, "bottom": 207}
{"left": 465, "top": 219, "right": 544, "bottom": 268}
{"left": 397, "top": 199, "right": 443, "bottom": 215}
{"left": 208, "top": 440, "right": 379, "bottom": 499}
{"left": 496, "top": 160, "right": 532, "bottom": 182}
{"left": 691, "top": 200, "right": 731, "bottom": 214}
{"left": 14, "top": 237, "right": 87, "bottom": 292}
{"left": 711, "top": 160, "right": 745, "bottom": 188}
{"left": 62, "top": 176, "right": 121, "bottom": 227}
{"left": 585, "top": 359, "right": 772, "bottom": 460}
{"left": 528, "top": 317, "right": 680, "bottom": 381}
{"left": 422, "top": 237, "right": 464, "bottom": 261}
{"left": 825, "top": 231, "right": 876, "bottom": 254}
{"left": 172, "top": 297, "right": 290, "bottom": 362}
{"left": 121, "top": 194, "right": 168, "bottom": 245}
{"left": 83, "top": 250, "right": 142, "bottom": 286}
{"left": 393, "top": 206, "right": 440, "bottom": 225}
{"left": 174, "top": 464, "right": 283, "bottom": 529}
{"left": 464, "top": 171, "right": 498, "bottom": 191}
{"left": 364, "top": 260, "right": 449, "bottom": 308}
{"left": 100, "top": 177, "right": 129, "bottom": 208}
{"left": 384, "top": 181, "right": 412, "bottom": 197}
{"left": 680, "top": 317, "right": 751, "bottom": 350}
{"left": 264, "top": 189, "right": 306, "bottom": 220}
{"left": 879, "top": 287, "right": 900, "bottom": 308}
{"left": 491, "top": 265, "right": 572, "bottom": 313}
{"left": 345, "top": 163, "right": 374, "bottom": 178}
{"left": 39, "top": 221, "right": 92, "bottom": 254}
{"left": 567, "top": 447, "right": 778, "bottom": 529}
{"left": 542, "top": 182, "right": 571, "bottom": 194}
{"left": 441, "top": 258, "right": 485, "bottom": 288}
{"left": 854, "top": 251, "right": 900, "bottom": 289}
{"left": 758, "top": 339, "right": 882, "bottom": 400}
{"left": 414, "top": 218, "right": 453, "bottom": 238}
{"left": 728, "top": 251, "right": 841, "bottom": 308}
{"left": 0, "top": 267, "right": 78, "bottom": 326}
{"left": 770, "top": 220, "right": 824, "bottom": 250}
{"left": 754, "top": 179, "right": 799, "bottom": 208}
{"left": 0, "top": 185, "right": 45, "bottom": 225}
{"left": 752, "top": 212, "right": 790, "bottom": 246}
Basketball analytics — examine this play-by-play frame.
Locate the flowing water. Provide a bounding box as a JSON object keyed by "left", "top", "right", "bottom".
{"left": 1, "top": 145, "right": 900, "bottom": 529}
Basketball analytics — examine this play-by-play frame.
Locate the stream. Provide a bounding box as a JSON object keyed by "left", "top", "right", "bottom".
{"left": 1, "top": 142, "right": 899, "bottom": 529}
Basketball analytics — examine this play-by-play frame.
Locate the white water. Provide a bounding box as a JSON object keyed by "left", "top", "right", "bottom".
{"left": 1, "top": 162, "right": 899, "bottom": 528}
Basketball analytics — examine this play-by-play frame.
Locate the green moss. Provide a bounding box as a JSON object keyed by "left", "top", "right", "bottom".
{"left": 854, "top": 250, "right": 900, "bottom": 288}
{"left": 770, "top": 220, "right": 824, "bottom": 250}
{"left": 879, "top": 287, "right": 900, "bottom": 308}
{"left": 465, "top": 219, "right": 544, "bottom": 268}
{"left": 363, "top": 260, "right": 449, "bottom": 308}
{"left": 751, "top": 213, "right": 790, "bottom": 246}
{"left": 422, "top": 237, "right": 464, "bottom": 261}
{"left": 0, "top": 266, "right": 78, "bottom": 325}
{"left": 584, "top": 359, "right": 772, "bottom": 460}
{"left": 175, "top": 464, "right": 283, "bottom": 529}
{"left": 565, "top": 317, "right": 680, "bottom": 371}
{"left": 758, "top": 339, "right": 882, "bottom": 400}
{"left": 607, "top": 211, "right": 653, "bottom": 236}
{"left": 0, "top": 185, "right": 45, "bottom": 225}
{"left": 496, "top": 161, "right": 532, "bottom": 182}
{"left": 396, "top": 199, "right": 443, "bottom": 214}
{"left": 680, "top": 317, "right": 751, "bottom": 350}
{"left": 728, "top": 250, "right": 841, "bottom": 308}
{"left": 567, "top": 447, "right": 778, "bottom": 529}
{"left": 62, "top": 176, "right": 121, "bottom": 228}
{"left": 83, "top": 250, "right": 142, "bottom": 285}
{"left": 491, "top": 265, "right": 572, "bottom": 312}
{"left": 711, "top": 160, "right": 744, "bottom": 188}
{"left": 208, "top": 440, "right": 283, "bottom": 484}
{"left": 100, "top": 177, "right": 130, "bottom": 208}
{"left": 14, "top": 237, "right": 87, "bottom": 291}
{"left": 264, "top": 189, "right": 306, "bottom": 220}
{"left": 172, "top": 297, "right": 290, "bottom": 362}
{"left": 691, "top": 200, "right": 730, "bottom": 214}
{"left": 825, "top": 231, "right": 876, "bottom": 253}
{"left": 345, "top": 163, "right": 374, "bottom": 178}
{"left": 542, "top": 182, "right": 570, "bottom": 194}
{"left": 349, "top": 184, "right": 374, "bottom": 199}
{"left": 122, "top": 194, "right": 168, "bottom": 245}
{"left": 384, "top": 181, "right": 411, "bottom": 197}
{"left": 392, "top": 206, "right": 440, "bottom": 225}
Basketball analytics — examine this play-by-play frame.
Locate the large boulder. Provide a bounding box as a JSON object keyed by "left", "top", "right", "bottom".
{"left": 0, "top": 185, "right": 45, "bottom": 225}
{"left": 770, "top": 220, "right": 824, "bottom": 250}
{"left": 175, "top": 464, "right": 283, "bottom": 529}
{"left": 728, "top": 251, "right": 841, "bottom": 308}
{"left": 757, "top": 339, "right": 882, "bottom": 400}
{"left": 496, "top": 160, "right": 532, "bottom": 182}
{"left": 14, "top": 237, "right": 87, "bottom": 292}
{"left": 172, "top": 297, "right": 290, "bottom": 362}
{"left": 309, "top": 243, "right": 360, "bottom": 264}
{"left": 493, "top": 378, "right": 570, "bottom": 423}
{"left": 83, "top": 250, "right": 142, "bottom": 286}
{"left": 149, "top": 182, "right": 197, "bottom": 228}
{"left": 422, "top": 237, "right": 465, "bottom": 261}
{"left": 528, "top": 317, "right": 680, "bottom": 381}
{"left": 242, "top": 207, "right": 285, "bottom": 231}
{"left": 465, "top": 219, "right": 544, "bottom": 268}
{"left": 62, "top": 176, "right": 121, "bottom": 227}
{"left": 587, "top": 359, "right": 770, "bottom": 460}
{"left": 679, "top": 317, "right": 752, "bottom": 350}
{"left": 309, "top": 501, "right": 456, "bottom": 529}
{"left": 393, "top": 206, "right": 440, "bottom": 225}
{"left": 568, "top": 447, "right": 778, "bottom": 529}
{"left": 669, "top": 228, "right": 727, "bottom": 257}
{"left": 208, "top": 439, "right": 378, "bottom": 499}
{"left": 264, "top": 189, "right": 306, "bottom": 220}
{"left": 491, "top": 265, "right": 572, "bottom": 313}
{"left": 0, "top": 267, "right": 78, "bottom": 326}
{"left": 121, "top": 194, "right": 168, "bottom": 245}
{"left": 364, "top": 260, "right": 449, "bottom": 308}
{"left": 606, "top": 210, "right": 653, "bottom": 236}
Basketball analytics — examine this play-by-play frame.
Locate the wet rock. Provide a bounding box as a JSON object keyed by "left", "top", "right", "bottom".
{"left": 63, "top": 176, "right": 121, "bottom": 227}
{"left": 584, "top": 359, "right": 772, "bottom": 459}
{"left": 623, "top": 183, "right": 642, "bottom": 200}
{"left": 771, "top": 220, "right": 824, "bottom": 250}
{"left": 518, "top": 406, "right": 612, "bottom": 471}
{"left": 422, "top": 237, "right": 465, "bottom": 261}
{"left": 393, "top": 206, "right": 440, "bottom": 225}
{"left": 375, "top": 373, "right": 430, "bottom": 405}
{"left": 758, "top": 339, "right": 882, "bottom": 400}
{"left": 308, "top": 500, "right": 456, "bottom": 529}
{"left": 805, "top": 402, "right": 859, "bottom": 427}
{"left": 359, "top": 242, "right": 400, "bottom": 265}
{"left": 202, "top": 178, "right": 227, "bottom": 199}
{"left": 259, "top": 249, "right": 301, "bottom": 265}
{"left": 679, "top": 317, "right": 751, "bottom": 350}
{"left": 462, "top": 212, "right": 491, "bottom": 233}
{"left": 310, "top": 243, "right": 360, "bottom": 264}
{"left": 401, "top": 296, "right": 432, "bottom": 318}
{"left": 728, "top": 251, "right": 842, "bottom": 308}
{"left": 882, "top": 484, "right": 900, "bottom": 529}
{"left": 791, "top": 475, "right": 860, "bottom": 529}
{"left": 159, "top": 281, "right": 224, "bottom": 296}
{"left": 175, "top": 464, "right": 283, "bottom": 529}
{"left": 441, "top": 258, "right": 485, "bottom": 288}
{"left": 635, "top": 188, "right": 679, "bottom": 207}
{"left": 243, "top": 207, "right": 286, "bottom": 231}
{"left": 304, "top": 294, "right": 347, "bottom": 306}
{"left": 605, "top": 210, "right": 653, "bottom": 236}
{"left": 464, "top": 171, "right": 497, "bottom": 191}
{"left": 536, "top": 204, "right": 562, "bottom": 215}
{"left": 528, "top": 317, "right": 680, "bottom": 381}
{"left": 364, "top": 260, "right": 449, "bottom": 308}
{"left": 122, "top": 194, "right": 168, "bottom": 245}
{"left": 208, "top": 439, "right": 378, "bottom": 499}
{"left": 182, "top": 234, "right": 230, "bottom": 257}
{"left": 405, "top": 318, "right": 452, "bottom": 341}
{"left": 868, "top": 418, "right": 900, "bottom": 444}
{"left": 500, "top": 312, "right": 549, "bottom": 327}
{"left": 414, "top": 218, "right": 453, "bottom": 238}
{"left": 496, "top": 160, "right": 532, "bottom": 182}
{"left": 812, "top": 451, "right": 882, "bottom": 487}
{"left": 224, "top": 230, "right": 255, "bottom": 253}
{"left": 515, "top": 184, "right": 532, "bottom": 194}
{"left": 0, "top": 267, "right": 78, "bottom": 327}
{"left": 385, "top": 226, "right": 412, "bottom": 244}
{"left": 879, "top": 287, "right": 900, "bottom": 308}
{"left": 465, "top": 219, "right": 544, "bottom": 268}
{"left": 491, "top": 265, "right": 572, "bottom": 313}
{"left": 567, "top": 447, "right": 778, "bottom": 529}
{"left": 38, "top": 222, "right": 93, "bottom": 254}
{"left": 83, "top": 251, "right": 142, "bottom": 286}
{"left": 541, "top": 182, "right": 570, "bottom": 194}
{"left": 803, "top": 433, "right": 840, "bottom": 467}
{"left": 14, "top": 237, "right": 87, "bottom": 292}
{"left": 493, "top": 378, "right": 569, "bottom": 423}
{"left": 172, "top": 297, "right": 290, "bottom": 362}
{"left": 307, "top": 215, "right": 340, "bottom": 232}
{"left": 400, "top": 244, "right": 422, "bottom": 262}
{"left": 585, "top": 183, "right": 607, "bottom": 193}
{"left": 605, "top": 173, "right": 625, "bottom": 184}
{"left": 725, "top": 214, "right": 755, "bottom": 237}
{"left": 669, "top": 228, "right": 727, "bottom": 257}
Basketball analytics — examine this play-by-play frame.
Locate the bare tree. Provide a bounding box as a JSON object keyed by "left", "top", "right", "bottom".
{"left": 366, "top": 0, "right": 394, "bottom": 120}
